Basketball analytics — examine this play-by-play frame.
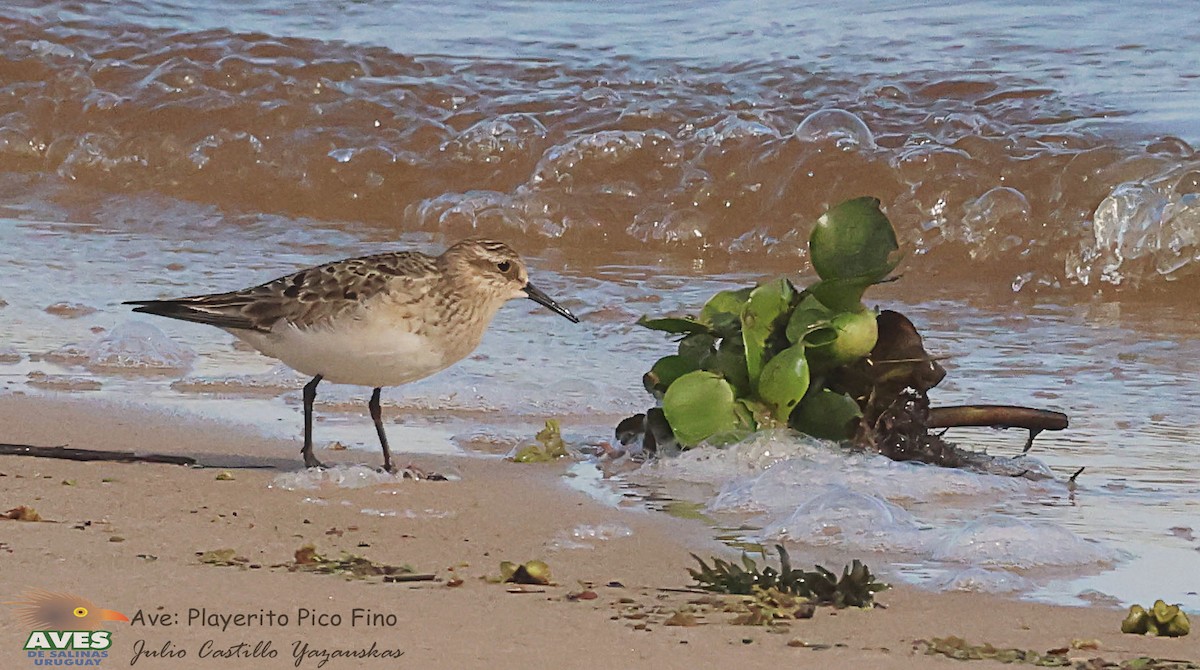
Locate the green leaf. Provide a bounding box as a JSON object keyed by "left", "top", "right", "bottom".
{"left": 732, "top": 399, "right": 758, "bottom": 431}
{"left": 643, "top": 354, "right": 702, "bottom": 395}
{"left": 677, "top": 333, "right": 717, "bottom": 362}
{"left": 785, "top": 293, "right": 835, "bottom": 345}
{"left": 808, "top": 277, "right": 876, "bottom": 313}
{"left": 637, "top": 315, "right": 712, "bottom": 335}
{"left": 700, "top": 287, "right": 753, "bottom": 337}
{"left": 741, "top": 278, "right": 797, "bottom": 385}
{"left": 755, "top": 343, "right": 811, "bottom": 423}
{"left": 807, "top": 308, "right": 879, "bottom": 369}
{"left": 736, "top": 398, "right": 773, "bottom": 429}
{"left": 809, "top": 197, "right": 900, "bottom": 282}
{"left": 662, "top": 371, "right": 742, "bottom": 447}
{"left": 792, "top": 389, "right": 863, "bottom": 440}
{"left": 707, "top": 335, "right": 751, "bottom": 395}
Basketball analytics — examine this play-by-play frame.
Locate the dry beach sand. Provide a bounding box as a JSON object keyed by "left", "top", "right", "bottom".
{"left": 1, "top": 394, "right": 1197, "bottom": 670}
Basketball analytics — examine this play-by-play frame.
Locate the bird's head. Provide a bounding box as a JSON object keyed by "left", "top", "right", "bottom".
{"left": 8, "top": 590, "right": 128, "bottom": 631}
{"left": 440, "top": 239, "right": 579, "bottom": 323}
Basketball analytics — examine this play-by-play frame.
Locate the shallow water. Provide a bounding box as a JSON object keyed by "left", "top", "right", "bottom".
{"left": 1, "top": 0, "right": 1199, "bottom": 610}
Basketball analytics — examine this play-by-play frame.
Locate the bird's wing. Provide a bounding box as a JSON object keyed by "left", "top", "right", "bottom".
{"left": 125, "top": 251, "right": 439, "bottom": 332}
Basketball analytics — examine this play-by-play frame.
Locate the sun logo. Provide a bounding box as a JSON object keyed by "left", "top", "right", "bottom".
{"left": 6, "top": 589, "right": 128, "bottom": 654}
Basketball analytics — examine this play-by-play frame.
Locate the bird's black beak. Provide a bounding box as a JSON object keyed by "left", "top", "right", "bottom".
{"left": 524, "top": 283, "right": 579, "bottom": 323}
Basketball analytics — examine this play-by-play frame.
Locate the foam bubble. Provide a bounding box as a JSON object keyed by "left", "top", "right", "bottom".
{"left": 269, "top": 464, "right": 410, "bottom": 491}
{"left": 441, "top": 113, "right": 548, "bottom": 163}
{"left": 171, "top": 364, "right": 305, "bottom": 396}
{"left": 932, "top": 515, "right": 1120, "bottom": 568}
{"left": 548, "top": 523, "right": 633, "bottom": 550}
{"left": 936, "top": 567, "right": 1035, "bottom": 593}
{"left": 760, "top": 486, "right": 929, "bottom": 553}
{"left": 795, "top": 109, "right": 876, "bottom": 150}
{"left": 85, "top": 321, "right": 197, "bottom": 373}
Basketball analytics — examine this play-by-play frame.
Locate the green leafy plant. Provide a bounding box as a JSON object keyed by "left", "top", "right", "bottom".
{"left": 687, "top": 544, "right": 888, "bottom": 608}
{"left": 621, "top": 196, "right": 1070, "bottom": 462}
{"left": 635, "top": 197, "right": 899, "bottom": 448}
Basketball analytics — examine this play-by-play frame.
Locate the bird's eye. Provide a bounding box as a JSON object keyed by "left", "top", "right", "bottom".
{"left": 73, "top": 607, "right": 88, "bottom": 618}
{"left": 496, "top": 261, "right": 512, "bottom": 273}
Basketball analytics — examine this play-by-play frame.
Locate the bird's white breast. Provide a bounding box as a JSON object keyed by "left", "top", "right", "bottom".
{"left": 232, "top": 311, "right": 453, "bottom": 388}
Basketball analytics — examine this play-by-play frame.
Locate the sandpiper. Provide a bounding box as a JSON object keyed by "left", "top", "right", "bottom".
{"left": 125, "top": 239, "right": 579, "bottom": 473}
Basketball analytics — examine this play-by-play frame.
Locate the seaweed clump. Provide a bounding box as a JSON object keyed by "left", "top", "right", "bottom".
{"left": 688, "top": 545, "right": 887, "bottom": 609}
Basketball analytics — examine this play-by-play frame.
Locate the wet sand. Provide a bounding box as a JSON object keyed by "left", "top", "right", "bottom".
{"left": 1, "top": 394, "right": 1196, "bottom": 669}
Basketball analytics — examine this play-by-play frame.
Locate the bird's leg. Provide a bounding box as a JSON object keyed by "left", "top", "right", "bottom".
{"left": 369, "top": 387, "right": 396, "bottom": 474}
{"left": 302, "top": 374, "right": 326, "bottom": 469}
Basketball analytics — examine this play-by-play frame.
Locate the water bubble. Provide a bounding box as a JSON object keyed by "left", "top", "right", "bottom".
{"left": 643, "top": 430, "right": 826, "bottom": 484}
{"left": 269, "top": 464, "right": 416, "bottom": 491}
{"left": 958, "top": 186, "right": 1031, "bottom": 256}
{"left": 795, "top": 109, "right": 875, "bottom": 150}
{"left": 328, "top": 147, "right": 355, "bottom": 163}
{"left": 360, "top": 508, "right": 398, "bottom": 517}
{"left": 936, "top": 567, "right": 1033, "bottom": 593}
{"left": 442, "top": 113, "right": 547, "bottom": 164}
{"left": 170, "top": 364, "right": 305, "bottom": 397}
{"left": 548, "top": 523, "right": 634, "bottom": 551}
{"left": 85, "top": 321, "right": 197, "bottom": 373}
{"left": 694, "top": 115, "right": 781, "bottom": 145}
{"left": 761, "top": 486, "right": 927, "bottom": 552}
{"left": 1091, "top": 182, "right": 1166, "bottom": 285}
{"left": 531, "top": 130, "right": 677, "bottom": 186}
{"left": 581, "top": 86, "right": 620, "bottom": 104}
{"left": 1156, "top": 194, "right": 1200, "bottom": 278}
{"left": 932, "top": 515, "right": 1117, "bottom": 568}
{"left": 188, "top": 130, "right": 263, "bottom": 171}
{"left": 412, "top": 190, "right": 528, "bottom": 235}
{"left": 21, "top": 40, "right": 78, "bottom": 59}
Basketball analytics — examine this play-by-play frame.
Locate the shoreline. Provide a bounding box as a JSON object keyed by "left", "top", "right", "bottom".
{"left": 1, "top": 394, "right": 1197, "bottom": 669}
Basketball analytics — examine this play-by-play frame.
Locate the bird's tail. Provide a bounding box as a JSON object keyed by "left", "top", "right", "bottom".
{"left": 123, "top": 299, "right": 261, "bottom": 331}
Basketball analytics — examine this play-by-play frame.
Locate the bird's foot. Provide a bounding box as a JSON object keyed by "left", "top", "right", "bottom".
{"left": 385, "top": 462, "right": 448, "bottom": 481}
{"left": 302, "top": 453, "right": 327, "bottom": 469}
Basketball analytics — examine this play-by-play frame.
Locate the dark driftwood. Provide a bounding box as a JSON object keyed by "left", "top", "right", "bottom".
{"left": 0, "top": 443, "right": 196, "bottom": 466}
{"left": 926, "top": 405, "right": 1069, "bottom": 454}
{"left": 382, "top": 573, "right": 439, "bottom": 583}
